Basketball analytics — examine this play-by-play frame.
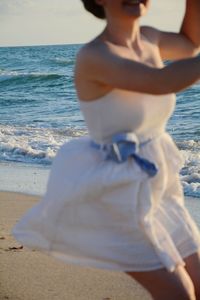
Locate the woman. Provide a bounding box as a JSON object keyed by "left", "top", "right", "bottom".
{"left": 13, "top": 1, "right": 200, "bottom": 299}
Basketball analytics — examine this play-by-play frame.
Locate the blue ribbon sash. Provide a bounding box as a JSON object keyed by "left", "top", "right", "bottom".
{"left": 90, "top": 132, "right": 158, "bottom": 177}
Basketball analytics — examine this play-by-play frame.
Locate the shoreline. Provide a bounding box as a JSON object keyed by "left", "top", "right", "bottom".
{"left": 1, "top": 160, "right": 200, "bottom": 200}
{"left": 1, "top": 157, "right": 199, "bottom": 208}
{"left": 0, "top": 162, "right": 50, "bottom": 196}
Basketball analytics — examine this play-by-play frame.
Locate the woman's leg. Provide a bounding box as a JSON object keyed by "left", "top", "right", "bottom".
{"left": 184, "top": 250, "right": 200, "bottom": 299}
{"left": 125, "top": 265, "right": 196, "bottom": 300}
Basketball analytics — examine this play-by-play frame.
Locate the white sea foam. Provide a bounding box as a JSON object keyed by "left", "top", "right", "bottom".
{"left": 0, "top": 123, "right": 199, "bottom": 197}
{"left": 179, "top": 144, "right": 200, "bottom": 198}
{"left": 0, "top": 124, "right": 87, "bottom": 165}
{"left": 0, "top": 69, "right": 63, "bottom": 83}
{"left": 49, "top": 57, "right": 74, "bottom": 65}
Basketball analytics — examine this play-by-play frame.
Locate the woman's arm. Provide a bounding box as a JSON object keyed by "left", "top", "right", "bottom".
{"left": 181, "top": 0, "right": 200, "bottom": 48}
{"left": 76, "top": 43, "right": 200, "bottom": 96}
{"left": 144, "top": 0, "right": 200, "bottom": 60}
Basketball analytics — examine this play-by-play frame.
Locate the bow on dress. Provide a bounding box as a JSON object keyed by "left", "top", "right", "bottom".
{"left": 90, "top": 132, "right": 158, "bottom": 177}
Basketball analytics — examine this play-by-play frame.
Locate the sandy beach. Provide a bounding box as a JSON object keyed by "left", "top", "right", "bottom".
{"left": 0, "top": 191, "right": 151, "bottom": 300}
{"left": 1, "top": 191, "right": 200, "bottom": 300}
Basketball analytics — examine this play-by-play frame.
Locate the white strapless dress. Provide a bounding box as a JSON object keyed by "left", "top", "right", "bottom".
{"left": 12, "top": 89, "right": 200, "bottom": 272}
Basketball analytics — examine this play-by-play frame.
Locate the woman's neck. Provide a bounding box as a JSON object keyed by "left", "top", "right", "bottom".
{"left": 101, "top": 19, "right": 142, "bottom": 50}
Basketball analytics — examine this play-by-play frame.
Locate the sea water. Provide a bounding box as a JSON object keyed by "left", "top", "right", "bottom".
{"left": 0, "top": 44, "right": 200, "bottom": 198}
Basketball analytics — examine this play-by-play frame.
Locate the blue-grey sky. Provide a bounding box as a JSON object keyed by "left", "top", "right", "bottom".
{"left": 0, "top": 0, "right": 184, "bottom": 47}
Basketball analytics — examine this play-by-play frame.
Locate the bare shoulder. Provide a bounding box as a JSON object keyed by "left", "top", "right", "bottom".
{"left": 75, "top": 38, "right": 115, "bottom": 72}
{"left": 74, "top": 38, "right": 119, "bottom": 87}
{"left": 75, "top": 39, "right": 104, "bottom": 80}
{"left": 74, "top": 38, "right": 116, "bottom": 100}
{"left": 76, "top": 40, "right": 97, "bottom": 65}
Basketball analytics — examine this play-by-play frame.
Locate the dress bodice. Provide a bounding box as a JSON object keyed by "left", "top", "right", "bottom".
{"left": 78, "top": 89, "right": 176, "bottom": 144}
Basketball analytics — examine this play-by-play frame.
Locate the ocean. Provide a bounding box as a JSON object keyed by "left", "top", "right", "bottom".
{"left": 0, "top": 44, "right": 200, "bottom": 198}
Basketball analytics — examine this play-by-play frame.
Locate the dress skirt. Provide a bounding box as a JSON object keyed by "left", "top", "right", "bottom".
{"left": 12, "top": 131, "right": 200, "bottom": 272}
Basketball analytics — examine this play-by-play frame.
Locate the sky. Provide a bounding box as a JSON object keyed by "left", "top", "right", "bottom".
{"left": 0, "top": 0, "right": 185, "bottom": 47}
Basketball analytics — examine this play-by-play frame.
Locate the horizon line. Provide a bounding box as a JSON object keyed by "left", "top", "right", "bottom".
{"left": 0, "top": 42, "right": 84, "bottom": 48}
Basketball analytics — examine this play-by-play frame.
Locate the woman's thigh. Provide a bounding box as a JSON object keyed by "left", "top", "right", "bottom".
{"left": 184, "top": 249, "right": 200, "bottom": 299}
{"left": 125, "top": 265, "right": 196, "bottom": 300}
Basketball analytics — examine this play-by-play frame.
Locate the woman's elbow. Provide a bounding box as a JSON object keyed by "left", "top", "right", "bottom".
{"left": 185, "top": 38, "right": 200, "bottom": 57}
{"left": 189, "top": 45, "right": 200, "bottom": 57}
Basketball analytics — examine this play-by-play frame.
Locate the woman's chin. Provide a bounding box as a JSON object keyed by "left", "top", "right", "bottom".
{"left": 122, "top": 4, "right": 147, "bottom": 18}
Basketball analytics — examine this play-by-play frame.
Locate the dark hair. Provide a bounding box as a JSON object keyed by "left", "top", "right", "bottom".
{"left": 81, "top": 0, "right": 105, "bottom": 19}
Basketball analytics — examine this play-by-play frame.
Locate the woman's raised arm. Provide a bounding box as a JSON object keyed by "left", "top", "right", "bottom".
{"left": 76, "top": 43, "right": 200, "bottom": 96}
{"left": 181, "top": 0, "right": 200, "bottom": 49}
{"left": 146, "top": 0, "right": 200, "bottom": 60}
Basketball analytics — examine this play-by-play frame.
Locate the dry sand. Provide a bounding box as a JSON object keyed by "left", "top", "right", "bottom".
{"left": 0, "top": 191, "right": 151, "bottom": 300}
